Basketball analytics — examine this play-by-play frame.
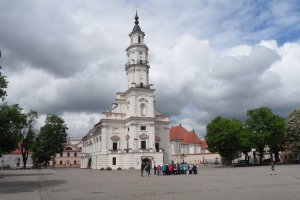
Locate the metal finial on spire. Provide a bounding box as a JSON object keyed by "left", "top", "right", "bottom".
{"left": 135, "top": 10, "right": 139, "bottom": 25}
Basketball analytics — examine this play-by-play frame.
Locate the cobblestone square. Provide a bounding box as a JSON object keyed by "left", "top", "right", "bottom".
{"left": 0, "top": 165, "right": 299, "bottom": 200}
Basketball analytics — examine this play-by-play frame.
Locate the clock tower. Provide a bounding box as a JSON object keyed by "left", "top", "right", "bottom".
{"left": 125, "top": 12, "right": 150, "bottom": 88}
{"left": 81, "top": 12, "right": 170, "bottom": 170}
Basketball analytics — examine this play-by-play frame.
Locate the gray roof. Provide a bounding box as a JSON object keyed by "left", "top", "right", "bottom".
{"left": 132, "top": 24, "right": 141, "bottom": 32}
{"left": 130, "top": 11, "right": 144, "bottom": 35}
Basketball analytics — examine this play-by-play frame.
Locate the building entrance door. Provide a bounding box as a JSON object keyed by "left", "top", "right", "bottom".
{"left": 87, "top": 158, "right": 92, "bottom": 169}
{"left": 141, "top": 156, "right": 153, "bottom": 168}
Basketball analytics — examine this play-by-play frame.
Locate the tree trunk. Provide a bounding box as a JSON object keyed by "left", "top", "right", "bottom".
{"left": 22, "top": 153, "right": 28, "bottom": 169}
{"left": 21, "top": 143, "right": 28, "bottom": 169}
{"left": 259, "top": 150, "right": 264, "bottom": 165}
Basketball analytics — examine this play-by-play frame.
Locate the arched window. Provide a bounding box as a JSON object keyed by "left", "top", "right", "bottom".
{"left": 140, "top": 103, "right": 147, "bottom": 116}
{"left": 65, "top": 147, "right": 72, "bottom": 150}
{"left": 138, "top": 36, "right": 141, "bottom": 43}
{"left": 140, "top": 77, "right": 144, "bottom": 87}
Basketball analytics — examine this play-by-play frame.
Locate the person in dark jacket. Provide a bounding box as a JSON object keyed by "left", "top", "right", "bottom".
{"left": 141, "top": 161, "right": 146, "bottom": 177}
{"left": 146, "top": 162, "right": 151, "bottom": 176}
{"left": 192, "top": 164, "right": 197, "bottom": 174}
{"left": 153, "top": 165, "right": 157, "bottom": 175}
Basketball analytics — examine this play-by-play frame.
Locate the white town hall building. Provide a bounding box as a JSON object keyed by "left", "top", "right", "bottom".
{"left": 81, "top": 12, "right": 171, "bottom": 169}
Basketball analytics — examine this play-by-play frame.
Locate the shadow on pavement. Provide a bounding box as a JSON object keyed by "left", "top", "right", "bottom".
{"left": 0, "top": 179, "right": 66, "bottom": 193}
{"left": 0, "top": 173, "right": 53, "bottom": 177}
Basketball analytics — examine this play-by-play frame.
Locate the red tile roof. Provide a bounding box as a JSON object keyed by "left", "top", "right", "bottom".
{"left": 201, "top": 140, "right": 208, "bottom": 150}
{"left": 10, "top": 148, "right": 32, "bottom": 155}
{"left": 182, "top": 131, "right": 202, "bottom": 144}
{"left": 169, "top": 125, "right": 188, "bottom": 141}
{"left": 170, "top": 125, "right": 203, "bottom": 144}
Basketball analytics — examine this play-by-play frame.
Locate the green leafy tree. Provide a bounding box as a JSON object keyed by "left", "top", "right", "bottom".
{"left": 33, "top": 114, "right": 68, "bottom": 167}
{"left": 0, "top": 70, "right": 8, "bottom": 101}
{"left": 0, "top": 104, "right": 26, "bottom": 156}
{"left": 31, "top": 134, "right": 49, "bottom": 167}
{"left": 267, "top": 115, "right": 285, "bottom": 162}
{"left": 19, "top": 110, "right": 38, "bottom": 169}
{"left": 286, "top": 109, "right": 300, "bottom": 154}
{"left": 0, "top": 51, "right": 8, "bottom": 101}
{"left": 246, "top": 107, "right": 285, "bottom": 164}
{"left": 206, "top": 116, "right": 242, "bottom": 165}
{"left": 239, "top": 129, "right": 254, "bottom": 163}
{"left": 0, "top": 52, "right": 17, "bottom": 157}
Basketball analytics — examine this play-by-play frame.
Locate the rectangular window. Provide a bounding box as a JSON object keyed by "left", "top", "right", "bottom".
{"left": 67, "top": 153, "right": 70, "bottom": 157}
{"left": 155, "top": 143, "right": 159, "bottom": 152}
{"left": 60, "top": 161, "right": 63, "bottom": 165}
{"left": 74, "top": 153, "right": 77, "bottom": 157}
{"left": 74, "top": 160, "right": 77, "bottom": 165}
{"left": 141, "top": 141, "right": 146, "bottom": 149}
{"left": 60, "top": 152, "right": 63, "bottom": 157}
{"left": 113, "top": 143, "right": 118, "bottom": 151}
{"left": 112, "top": 157, "right": 116, "bottom": 165}
{"left": 140, "top": 126, "right": 146, "bottom": 131}
{"left": 127, "top": 127, "right": 130, "bottom": 131}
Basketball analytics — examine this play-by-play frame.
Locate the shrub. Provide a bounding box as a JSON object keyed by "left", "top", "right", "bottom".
{"left": 117, "top": 167, "right": 122, "bottom": 170}
{"left": 106, "top": 167, "right": 112, "bottom": 171}
{"left": 128, "top": 167, "right": 135, "bottom": 170}
{"left": 100, "top": 168, "right": 105, "bottom": 171}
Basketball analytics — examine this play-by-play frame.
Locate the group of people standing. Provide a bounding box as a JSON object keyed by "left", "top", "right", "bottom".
{"left": 141, "top": 161, "right": 198, "bottom": 177}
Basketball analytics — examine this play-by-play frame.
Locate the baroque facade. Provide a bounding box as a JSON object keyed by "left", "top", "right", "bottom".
{"left": 81, "top": 12, "right": 170, "bottom": 169}
{"left": 53, "top": 138, "right": 82, "bottom": 168}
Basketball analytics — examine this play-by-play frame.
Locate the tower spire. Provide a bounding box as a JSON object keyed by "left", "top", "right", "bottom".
{"left": 135, "top": 10, "right": 139, "bottom": 25}
{"left": 131, "top": 11, "right": 142, "bottom": 33}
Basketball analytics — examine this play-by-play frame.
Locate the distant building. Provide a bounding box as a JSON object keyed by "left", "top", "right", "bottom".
{"left": 53, "top": 138, "right": 82, "bottom": 168}
{"left": 81, "top": 12, "right": 170, "bottom": 170}
{"left": 170, "top": 125, "right": 221, "bottom": 164}
{"left": 0, "top": 148, "right": 33, "bottom": 169}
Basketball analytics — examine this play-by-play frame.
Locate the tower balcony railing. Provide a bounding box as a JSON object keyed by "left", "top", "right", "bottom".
{"left": 138, "top": 60, "right": 149, "bottom": 65}
{"left": 125, "top": 60, "right": 149, "bottom": 68}
{"left": 135, "top": 83, "right": 151, "bottom": 89}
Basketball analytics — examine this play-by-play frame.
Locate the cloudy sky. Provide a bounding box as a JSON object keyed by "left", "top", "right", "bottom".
{"left": 1, "top": 0, "right": 300, "bottom": 138}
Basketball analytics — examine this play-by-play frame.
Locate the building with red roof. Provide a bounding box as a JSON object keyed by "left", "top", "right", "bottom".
{"left": 170, "top": 125, "right": 208, "bottom": 155}
{"left": 170, "top": 125, "right": 221, "bottom": 164}
{"left": 0, "top": 146, "right": 33, "bottom": 169}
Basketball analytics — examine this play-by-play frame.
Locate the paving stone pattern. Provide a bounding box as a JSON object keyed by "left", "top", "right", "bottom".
{"left": 0, "top": 165, "right": 299, "bottom": 200}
